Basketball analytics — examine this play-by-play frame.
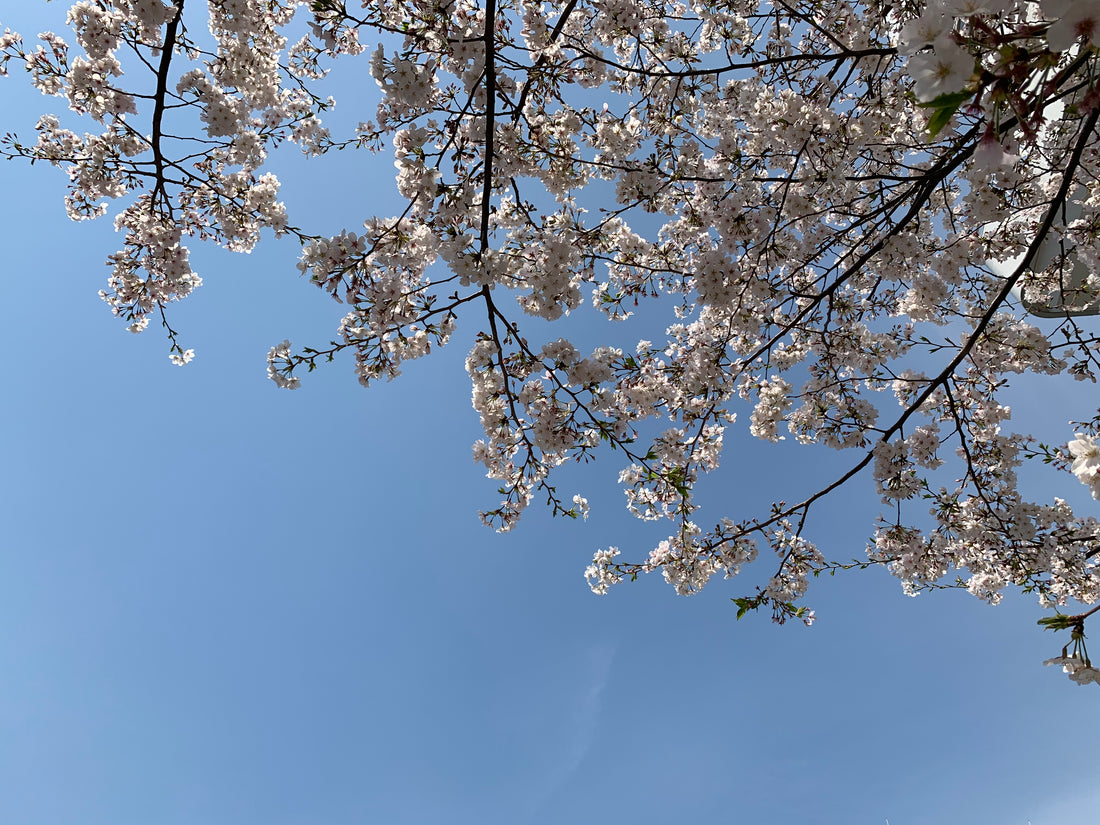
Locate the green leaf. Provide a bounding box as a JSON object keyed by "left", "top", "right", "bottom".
{"left": 1038, "top": 614, "right": 1077, "bottom": 631}
{"left": 732, "top": 597, "right": 756, "bottom": 620}
{"left": 916, "top": 90, "right": 974, "bottom": 110}
{"left": 925, "top": 105, "right": 959, "bottom": 139}
{"left": 918, "top": 90, "right": 973, "bottom": 139}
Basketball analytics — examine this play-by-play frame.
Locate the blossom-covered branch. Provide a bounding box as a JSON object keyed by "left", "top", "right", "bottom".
{"left": 4, "top": 0, "right": 1100, "bottom": 684}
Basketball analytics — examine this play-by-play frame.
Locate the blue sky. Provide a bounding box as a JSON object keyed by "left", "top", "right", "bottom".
{"left": 1, "top": 4, "right": 1099, "bottom": 824}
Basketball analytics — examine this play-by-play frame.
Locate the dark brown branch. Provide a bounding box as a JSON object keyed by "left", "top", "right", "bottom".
{"left": 571, "top": 44, "right": 897, "bottom": 80}
{"left": 512, "top": 0, "right": 578, "bottom": 122}
{"left": 478, "top": 0, "right": 497, "bottom": 253}
{"left": 150, "top": 0, "right": 184, "bottom": 206}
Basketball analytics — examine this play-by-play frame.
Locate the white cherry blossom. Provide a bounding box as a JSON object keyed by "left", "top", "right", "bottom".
{"left": 909, "top": 34, "right": 975, "bottom": 101}
{"left": 1042, "top": 0, "right": 1100, "bottom": 53}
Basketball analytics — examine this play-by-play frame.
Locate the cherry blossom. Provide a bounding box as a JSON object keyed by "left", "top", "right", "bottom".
{"left": 909, "top": 33, "right": 975, "bottom": 101}
{"left": 1068, "top": 433, "right": 1100, "bottom": 498}
{"left": 3, "top": 0, "right": 1100, "bottom": 684}
{"left": 1043, "top": 654, "right": 1100, "bottom": 685}
{"left": 1042, "top": 0, "right": 1100, "bottom": 53}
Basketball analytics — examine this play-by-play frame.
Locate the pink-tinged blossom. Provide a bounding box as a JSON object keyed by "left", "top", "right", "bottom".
{"left": 972, "top": 131, "right": 1019, "bottom": 169}
{"left": 1042, "top": 0, "right": 1100, "bottom": 53}
{"left": 909, "top": 34, "right": 975, "bottom": 101}
{"left": 898, "top": 11, "right": 950, "bottom": 56}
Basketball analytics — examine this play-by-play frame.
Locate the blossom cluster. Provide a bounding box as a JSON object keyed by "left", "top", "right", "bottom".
{"left": 1043, "top": 654, "right": 1100, "bottom": 685}
{"left": 895, "top": 0, "right": 1100, "bottom": 195}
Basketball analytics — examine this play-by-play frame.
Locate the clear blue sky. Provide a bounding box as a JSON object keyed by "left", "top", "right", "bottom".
{"left": 1, "top": 4, "right": 1097, "bottom": 824}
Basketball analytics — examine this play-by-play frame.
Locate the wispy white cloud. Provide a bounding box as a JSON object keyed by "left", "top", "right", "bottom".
{"left": 1026, "top": 778, "right": 1100, "bottom": 825}
{"left": 524, "top": 641, "right": 616, "bottom": 823}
